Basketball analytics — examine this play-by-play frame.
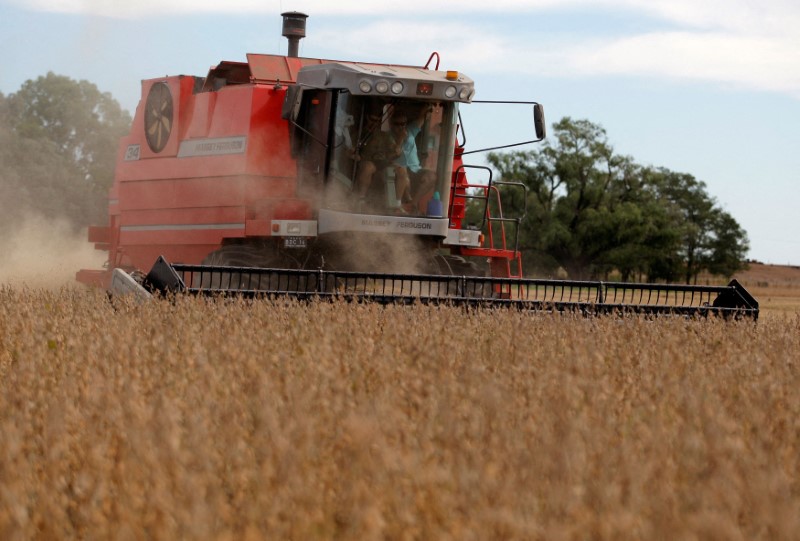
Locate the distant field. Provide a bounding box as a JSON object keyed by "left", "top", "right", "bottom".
{"left": 1, "top": 289, "right": 797, "bottom": 539}
{"left": 732, "top": 262, "right": 800, "bottom": 317}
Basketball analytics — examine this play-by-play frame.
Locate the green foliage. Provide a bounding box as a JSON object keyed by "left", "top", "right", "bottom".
{"left": 706, "top": 210, "right": 750, "bottom": 279}
{"left": 487, "top": 117, "right": 749, "bottom": 282}
{"left": 0, "top": 72, "right": 131, "bottom": 230}
{"left": 0, "top": 123, "right": 87, "bottom": 226}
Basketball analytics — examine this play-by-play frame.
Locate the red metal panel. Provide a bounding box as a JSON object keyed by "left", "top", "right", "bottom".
{"left": 206, "top": 85, "right": 253, "bottom": 137}
{"left": 246, "top": 86, "right": 297, "bottom": 177}
{"left": 246, "top": 54, "right": 327, "bottom": 84}
{"left": 245, "top": 220, "right": 271, "bottom": 236}
{"left": 88, "top": 226, "right": 110, "bottom": 243}
{"left": 119, "top": 177, "right": 244, "bottom": 210}
{"left": 185, "top": 91, "right": 216, "bottom": 140}
{"left": 116, "top": 152, "right": 249, "bottom": 182}
{"left": 115, "top": 85, "right": 297, "bottom": 182}
{"left": 115, "top": 83, "right": 254, "bottom": 182}
{"left": 245, "top": 54, "right": 423, "bottom": 84}
{"left": 273, "top": 199, "right": 312, "bottom": 219}
{"left": 120, "top": 228, "right": 243, "bottom": 246}
{"left": 244, "top": 176, "right": 295, "bottom": 201}
{"left": 246, "top": 197, "right": 312, "bottom": 221}
{"left": 124, "top": 245, "right": 219, "bottom": 269}
{"left": 119, "top": 206, "right": 244, "bottom": 226}
{"left": 176, "top": 76, "right": 199, "bottom": 142}
{"left": 118, "top": 176, "right": 297, "bottom": 211}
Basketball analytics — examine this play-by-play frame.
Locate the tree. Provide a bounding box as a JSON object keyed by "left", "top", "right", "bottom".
{"left": 485, "top": 148, "right": 561, "bottom": 272}
{"left": 1, "top": 73, "right": 131, "bottom": 228}
{"left": 705, "top": 209, "right": 750, "bottom": 279}
{"left": 487, "top": 117, "right": 749, "bottom": 282}
{"left": 0, "top": 124, "right": 87, "bottom": 225}
{"left": 648, "top": 169, "right": 749, "bottom": 282}
{"left": 489, "top": 118, "right": 670, "bottom": 279}
{"left": 7, "top": 72, "right": 131, "bottom": 193}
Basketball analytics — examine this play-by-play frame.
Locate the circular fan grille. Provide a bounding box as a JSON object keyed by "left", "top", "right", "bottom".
{"left": 144, "top": 82, "right": 173, "bottom": 153}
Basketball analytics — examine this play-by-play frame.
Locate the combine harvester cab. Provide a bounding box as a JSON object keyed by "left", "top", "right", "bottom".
{"left": 77, "top": 12, "right": 758, "bottom": 319}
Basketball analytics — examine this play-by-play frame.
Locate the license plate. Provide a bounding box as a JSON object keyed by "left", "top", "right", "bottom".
{"left": 283, "top": 236, "right": 307, "bottom": 248}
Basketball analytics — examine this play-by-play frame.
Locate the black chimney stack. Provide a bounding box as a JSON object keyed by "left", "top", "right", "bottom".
{"left": 281, "top": 12, "right": 308, "bottom": 58}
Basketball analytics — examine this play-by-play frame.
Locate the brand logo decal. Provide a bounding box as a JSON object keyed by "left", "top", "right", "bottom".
{"left": 178, "top": 136, "right": 247, "bottom": 158}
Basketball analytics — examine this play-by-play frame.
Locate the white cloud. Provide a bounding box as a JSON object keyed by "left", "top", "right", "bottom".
{"left": 9, "top": 0, "right": 800, "bottom": 27}
{"left": 6, "top": 0, "right": 800, "bottom": 98}
{"left": 562, "top": 32, "right": 800, "bottom": 96}
{"left": 311, "top": 21, "right": 508, "bottom": 69}
{"left": 618, "top": 0, "right": 800, "bottom": 35}
{"left": 8, "top": 0, "right": 562, "bottom": 18}
{"left": 311, "top": 15, "right": 800, "bottom": 98}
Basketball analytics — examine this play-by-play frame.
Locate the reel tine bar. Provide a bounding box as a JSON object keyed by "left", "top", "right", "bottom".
{"left": 143, "top": 257, "right": 758, "bottom": 319}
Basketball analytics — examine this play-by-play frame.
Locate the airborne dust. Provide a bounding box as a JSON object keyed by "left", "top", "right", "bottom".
{"left": 329, "top": 232, "right": 436, "bottom": 274}
{"left": 0, "top": 214, "right": 105, "bottom": 289}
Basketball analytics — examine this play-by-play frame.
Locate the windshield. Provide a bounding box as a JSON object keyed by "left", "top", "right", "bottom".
{"left": 324, "top": 93, "right": 457, "bottom": 216}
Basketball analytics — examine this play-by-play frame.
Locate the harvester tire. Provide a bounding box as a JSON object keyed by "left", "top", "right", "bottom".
{"left": 199, "top": 243, "right": 288, "bottom": 291}
{"left": 432, "top": 254, "right": 491, "bottom": 298}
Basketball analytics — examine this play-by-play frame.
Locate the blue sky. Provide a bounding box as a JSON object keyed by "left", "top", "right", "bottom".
{"left": 1, "top": 0, "right": 798, "bottom": 265}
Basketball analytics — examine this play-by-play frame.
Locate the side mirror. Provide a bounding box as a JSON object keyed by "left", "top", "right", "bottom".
{"left": 533, "top": 104, "right": 546, "bottom": 140}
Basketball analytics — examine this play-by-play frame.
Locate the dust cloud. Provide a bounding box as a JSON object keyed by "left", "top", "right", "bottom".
{"left": 0, "top": 215, "right": 106, "bottom": 290}
{"left": 328, "top": 232, "right": 435, "bottom": 275}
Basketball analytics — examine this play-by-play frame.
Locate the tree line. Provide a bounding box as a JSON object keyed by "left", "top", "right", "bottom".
{"left": 481, "top": 118, "right": 749, "bottom": 283}
{"left": 0, "top": 72, "right": 131, "bottom": 233}
{"left": 0, "top": 74, "right": 748, "bottom": 283}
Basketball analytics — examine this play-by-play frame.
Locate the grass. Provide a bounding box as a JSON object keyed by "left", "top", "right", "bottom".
{"left": 1, "top": 287, "right": 798, "bottom": 540}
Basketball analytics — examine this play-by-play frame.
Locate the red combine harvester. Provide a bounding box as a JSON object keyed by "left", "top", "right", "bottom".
{"left": 77, "top": 12, "right": 758, "bottom": 318}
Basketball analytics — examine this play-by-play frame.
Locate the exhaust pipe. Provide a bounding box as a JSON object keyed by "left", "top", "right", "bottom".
{"left": 281, "top": 11, "right": 308, "bottom": 58}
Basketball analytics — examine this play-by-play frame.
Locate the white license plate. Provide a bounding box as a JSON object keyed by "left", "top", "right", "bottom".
{"left": 283, "top": 236, "right": 307, "bottom": 248}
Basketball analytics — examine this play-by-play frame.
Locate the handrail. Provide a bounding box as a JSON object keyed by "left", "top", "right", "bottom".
{"left": 424, "top": 52, "right": 440, "bottom": 70}
{"left": 449, "top": 167, "right": 528, "bottom": 260}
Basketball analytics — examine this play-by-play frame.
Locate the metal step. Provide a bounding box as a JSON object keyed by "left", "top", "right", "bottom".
{"left": 142, "top": 256, "right": 759, "bottom": 319}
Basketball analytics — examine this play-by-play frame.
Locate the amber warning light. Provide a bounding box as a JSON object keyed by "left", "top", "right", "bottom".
{"left": 416, "top": 82, "right": 434, "bottom": 96}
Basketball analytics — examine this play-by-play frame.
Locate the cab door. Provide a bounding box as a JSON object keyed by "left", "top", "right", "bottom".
{"left": 290, "top": 89, "right": 334, "bottom": 199}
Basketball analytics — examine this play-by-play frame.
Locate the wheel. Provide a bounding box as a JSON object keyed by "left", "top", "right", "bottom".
{"left": 429, "top": 254, "right": 491, "bottom": 298}
{"left": 198, "top": 243, "right": 297, "bottom": 292}
{"left": 202, "top": 243, "right": 280, "bottom": 267}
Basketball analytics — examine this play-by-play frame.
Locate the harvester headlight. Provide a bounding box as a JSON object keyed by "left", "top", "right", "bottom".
{"left": 375, "top": 81, "right": 389, "bottom": 93}
{"left": 444, "top": 85, "right": 457, "bottom": 98}
{"left": 391, "top": 81, "right": 404, "bottom": 94}
{"left": 359, "top": 80, "right": 373, "bottom": 93}
{"left": 459, "top": 87, "right": 470, "bottom": 100}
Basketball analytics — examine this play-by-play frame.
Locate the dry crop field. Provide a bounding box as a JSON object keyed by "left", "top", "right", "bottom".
{"left": 0, "top": 287, "right": 798, "bottom": 540}
{"left": 733, "top": 262, "right": 800, "bottom": 318}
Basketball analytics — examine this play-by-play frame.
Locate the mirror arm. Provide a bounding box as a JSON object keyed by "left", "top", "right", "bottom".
{"left": 459, "top": 139, "right": 542, "bottom": 156}
{"left": 471, "top": 100, "right": 542, "bottom": 105}
{"left": 462, "top": 100, "right": 545, "bottom": 155}
{"left": 289, "top": 120, "right": 329, "bottom": 149}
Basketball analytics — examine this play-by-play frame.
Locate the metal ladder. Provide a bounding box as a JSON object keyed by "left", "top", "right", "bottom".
{"left": 449, "top": 165, "right": 528, "bottom": 279}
